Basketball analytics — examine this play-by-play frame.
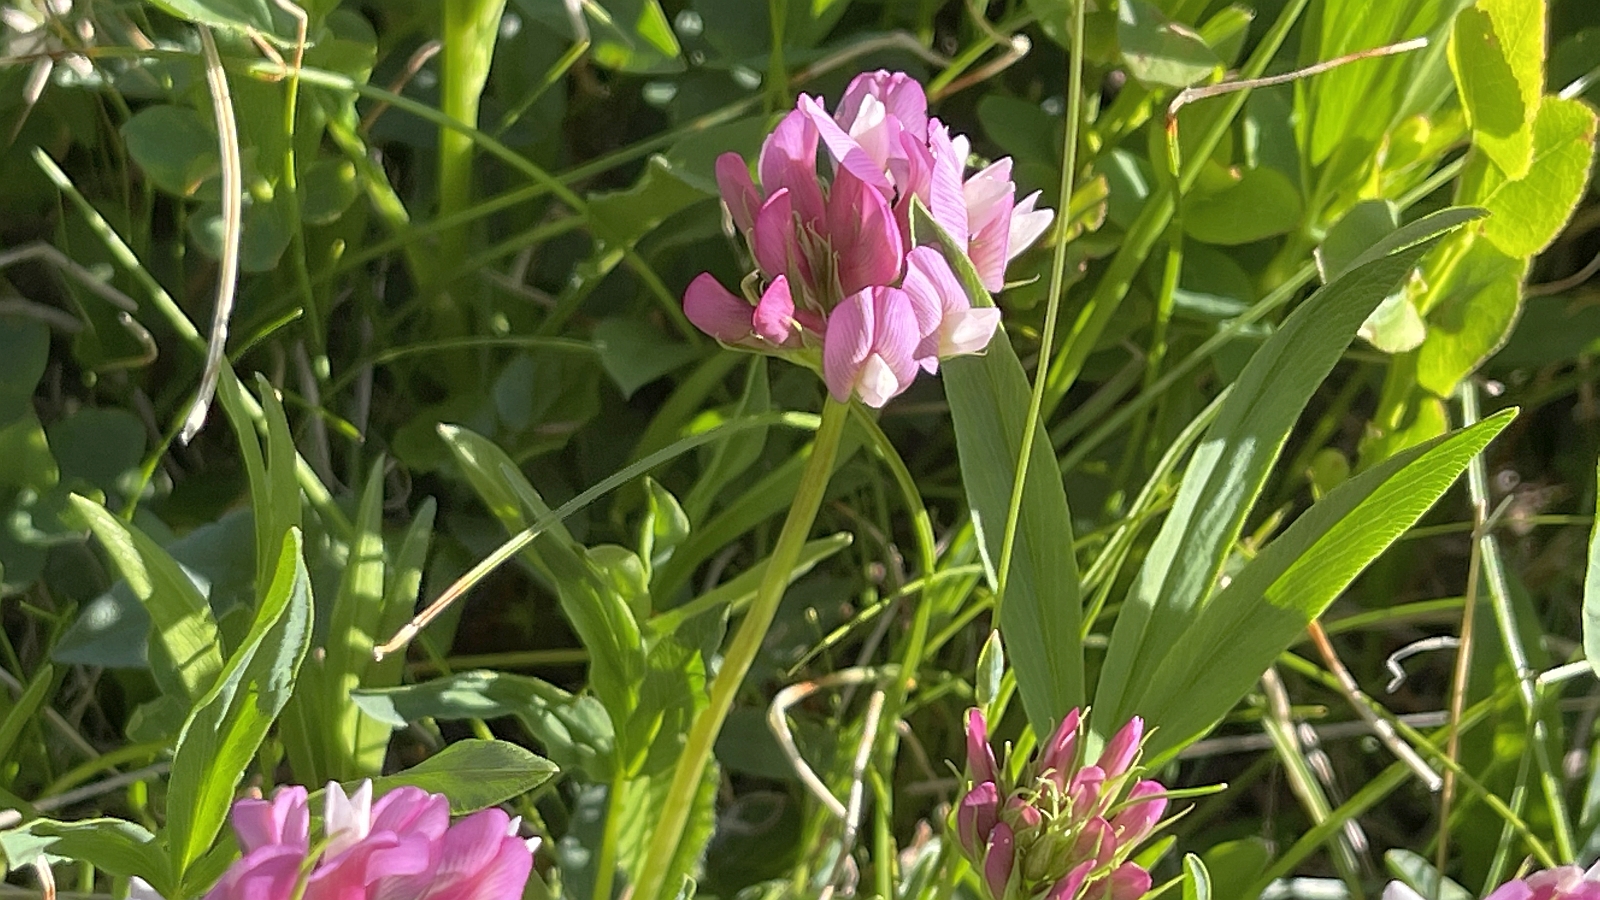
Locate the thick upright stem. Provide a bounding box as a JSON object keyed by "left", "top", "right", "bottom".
{"left": 437, "top": 0, "right": 506, "bottom": 322}
{"left": 633, "top": 397, "right": 851, "bottom": 900}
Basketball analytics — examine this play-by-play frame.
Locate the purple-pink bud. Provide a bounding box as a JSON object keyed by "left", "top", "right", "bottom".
{"left": 1069, "top": 816, "right": 1114, "bottom": 868}
{"left": 965, "top": 708, "right": 998, "bottom": 785}
{"left": 1047, "top": 860, "right": 1096, "bottom": 900}
{"left": 1038, "top": 708, "right": 1083, "bottom": 787}
{"left": 1097, "top": 717, "right": 1144, "bottom": 779}
{"left": 1003, "top": 794, "right": 1043, "bottom": 831}
{"left": 1068, "top": 766, "right": 1107, "bottom": 820}
{"left": 956, "top": 781, "right": 1001, "bottom": 858}
{"left": 1111, "top": 780, "right": 1167, "bottom": 848}
{"left": 984, "top": 822, "right": 1016, "bottom": 900}
{"left": 1101, "top": 862, "right": 1153, "bottom": 900}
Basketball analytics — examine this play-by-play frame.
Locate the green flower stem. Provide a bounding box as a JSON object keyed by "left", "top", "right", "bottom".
{"left": 633, "top": 396, "right": 852, "bottom": 900}
{"left": 437, "top": 0, "right": 507, "bottom": 319}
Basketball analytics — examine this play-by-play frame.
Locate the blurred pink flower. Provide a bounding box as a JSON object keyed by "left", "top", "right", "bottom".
{"left": 181, "top": 780, "right": 536, "bottom": 900}
{"left": 1386, "top": 865, "right": 1600, "bottom": 900}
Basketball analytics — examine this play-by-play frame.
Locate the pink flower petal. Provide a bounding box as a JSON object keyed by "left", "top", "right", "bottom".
{"left": 370, "top": 788, "right": 449, "bottom": 842}
{"left": 1097, "top": 716, "right": 1144, "bottom": 778}
{"left": 1039, "top": 708, "right": 1083, "bottom": 788}
{"left": 1105, "top": 862, "right": 1153, "bottom": 900}
{"left": 1048, "top": 861, "right": 1096, "bottom": 900}
{"left": 827, "top": 168, "right": 904, "bottom": 296}
{"left": 204, "top": 845, "right": 305, "bottom": 900}
{"left": 837, "top": 70, "right": 928, "bottom": 142}
{"left": 323, "top": 780, "right": 373, "bottom": 857}
{"left": 955, "top": 781, "right": 1000, "bottom": 858}
{"left": 230, "top": 786, "right": 309, "bottom": 853}
{"left": 926, "top": 119, "right": 971, "bottom": 246}
{"left": 684, "top": 273, "right": 754, "bottom": 344}
{"left": 822, "top": 289, "right": 873, "bottom": 403}
{"left": 1008, "top": 191, "right": 1054, "bottom": 261}
{"left": 799, "top": 94, "right": 893, "bottom": 196}
{"left": 822, "top": 287, "right": 918, "bottom": 406}
{"left": 416, "top": 810, "right": 530, "bottom": 900}
{"left": 983, "top": 822, "right": 1016, "bottom": 900}
{"left": 758, "top": 109, "right": 825, "bottom": 227}
{"left": 753, "top": 188, "right": 797, "bottom": 283}
{"left": 715, "top": 152, "right": 761, "bottom": 234}
{"left": 1111, "top": 780, "right": 1167, "bottom": 847}
{"left": 752, "top": 276, "right": 796, "bottom": 345}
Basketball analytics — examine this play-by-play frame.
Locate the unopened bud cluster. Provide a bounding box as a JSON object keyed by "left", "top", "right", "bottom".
{"left": 955, "top": 709, "right": 1166, "bottom": 900}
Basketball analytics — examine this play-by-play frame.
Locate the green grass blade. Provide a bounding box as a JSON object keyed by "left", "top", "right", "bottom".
{"left": 65, "top": 496, "right": 224, "bottom": 705}
{"left": 322, "top": 460, "right": 388, "bottom": 780}
{"left": 1132, "top": 409, "right": 1515, "bottom": 756}
{"left": 168, "top": 529, "right": 313, "bottom": 885}
{"left": 1094, "top": 206, "right": 1485, "bottom": 733}
{"left": 945, "top": 329, "right": 1085, "bottom": 731}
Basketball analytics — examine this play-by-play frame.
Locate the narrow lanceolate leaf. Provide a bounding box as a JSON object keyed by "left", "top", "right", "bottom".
{"left": 65, "top": 495, "right": 224, "bottom": 704}
{"left": 0, "top": 818, "right": 169, "bottom": 891}
{"left": 323, "top": 460, "right": 389, "bottom": 780}
{"left": 1094, "top": 207, "right": 1485, "bottom": 735}
{"left": 945, "top": 335, "right": 1084, "bottom": 732}
{"left": 438, "top": 425, "right": 646, "bottom": 742}
{"left": 1583, "top": 458, "right": 1600, "bottom": 679}
{"left": 913, "top": 197, "right": 1084, "bottom": 731}
{"left": 369, "top": 739, "right": 558, "bottom": 815}
{"left": 168, "top": 529, "right": 312, "bottom": 885}
{"left": 1133, "top": 409, "right": 1515, "bottom": 757}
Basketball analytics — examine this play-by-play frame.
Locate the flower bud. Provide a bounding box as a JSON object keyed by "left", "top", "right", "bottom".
{"left": 1097, "top": 717, "right": 1144, "bottom": 779}
{"left": 1047, "top": 860, "right": 1095, "bottom": 900}
{"left": 984, "top": 822, "right": 1016, "bottom": 900}
{"left": 1103, "top": 862, "right": 1153, "bottom": 900}
{"left": 1003, "top": 794, "right": 1043, "bottom": 832}
{"left": 1068, "top": 766, "right": 1107, "bottom": 820}
{"left": 966, "top": 708, "right": 998, "bottom": 785}
{"left": 1111, "top": 781, "right": 1167, "bottom": 848}
{"left": 1038, "top": 708, "right": 1082, "bottom": 789}
{"left": 1070, "top": 816, "right": 1114, "bottom": 869}
{"left": 956, "top": 781, "right": 1000, "bottom": 858}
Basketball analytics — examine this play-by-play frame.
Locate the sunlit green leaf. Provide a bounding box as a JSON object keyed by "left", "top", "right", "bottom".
{"left": 1182, "top": 166, "right": 1303, "bottom": 245}
{"left": 370, "top": 739, "right": 558, "bottom": 814}
{"left": 1094, "top": 207, "right": 1483, "bottom": 737}
{"left": 1449, "top": 0, "right": 1546, "bottom": 179}
{"left": 1468, "top": 96, "right": 1598, "bottom": 258}
{"left": 167, "top": 529, "right": 312, "bottom": 883}
{"left": 1416, "top": 238, "right": 1527, "bottom": 396}
{"left": 1117, "top": 0, "right": 1222, "bottom": 88}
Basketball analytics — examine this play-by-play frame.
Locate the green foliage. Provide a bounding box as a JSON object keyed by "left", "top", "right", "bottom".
{"left": 165, "top": 529, "right": 312, "bottom": 882}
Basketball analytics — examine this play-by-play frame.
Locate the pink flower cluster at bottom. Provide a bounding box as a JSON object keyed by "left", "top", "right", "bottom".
{"left": 1387, "top": 865, "right": 1600, "bottom": 900}
{"left": 137, "top": 781, "right": 535, "bottom": 900}
{"left": 957, "top": 709, "right": 1166, "bottom": 900}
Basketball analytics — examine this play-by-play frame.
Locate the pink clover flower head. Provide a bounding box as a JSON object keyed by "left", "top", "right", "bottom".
{"left": 189, "top": 780, "right": 535, "bottom": 900}
{"left": 950, "top": 708, "right": 1164, "bottom": 900}
{"left": 685, "top": 70, "right": 1054, "bottom": 408}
